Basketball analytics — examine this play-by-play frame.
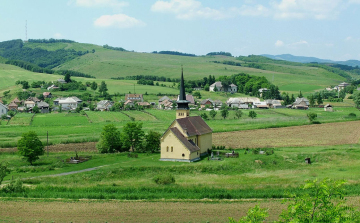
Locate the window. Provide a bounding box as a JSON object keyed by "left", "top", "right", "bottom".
{"left": 166, "top": 146, "right": 169, "bottom": 152}
{"left": 182, "top": 153, "right": 185, "bottom": 157}
{"left": 171, "top": 147, "right": 173, "bottom": 152}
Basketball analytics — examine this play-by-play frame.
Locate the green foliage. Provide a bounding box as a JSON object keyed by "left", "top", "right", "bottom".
{"left": 2, "top": 178, "right": 25, "bottom": 193}
{"left": 349, "top": 113, "right": 356, "bottom": 117}
{"left": 200, "top": 113, "right": 209, "bottom": 120}
{"left": 309, "top": 94, "right": 315, "bottom": 107}
{"left": 17, "top": 131, "right": 44, "bottom": 165}
{"left": 98, "top": 81, "right": 108, "bottom": 96}
{"left": 209, "top": 110, "right": 217, "bottom": 119}
{"left": 229, "top": 205, "right": 269, "bottom": 223}
{"left": 0, "top": 163, "right": 10, "bottom": 185}
{"left": 279, "top": 178, "right": 360, "bottom": 223}
{"left": 248, "top": 111, "right": 257, "bottom": 119}
{"left": 207, "top": 52, "right": 232, "bottom": 57}
{"left": 221, "top": 108, "right": 229, "bottom": 119}
{"left": 103, "top": 44, "right": 127, "bottom": 52}
{"left": 353, "top": 91, "right": 360, "bottom": 108}
{"left": 307, "top": 112, "right": 317, "bottom": 122}
{"left": 153, "top": 174, "right": 175, "bottom": 185}
{"left": 235, "top": 110, "right": 243, "bottom": 119}
{"left": 122, "top": 122, "right": 145, "bottom": 152}
{"left": 317, "top": 93, "right": 323, "bottom": 105}
{"left": 32, "top": 106, "right": 40, "bottom": 114}
{"left": 96, "top": 124, "right": 122, "bottom": 153}
{"left": 143, "top": 130, "right": 161, "bottom": 153}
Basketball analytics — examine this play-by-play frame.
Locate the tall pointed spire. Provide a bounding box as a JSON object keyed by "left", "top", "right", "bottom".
{"left": 176, "top": 66, "right": 189, "bottom": 112}
{"left": 179, "top": 67, "right": 186, "bottom": 101}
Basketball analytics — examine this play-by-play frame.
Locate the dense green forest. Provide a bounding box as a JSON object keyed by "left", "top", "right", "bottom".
{"left": 103, "top": 44, "right": 127, "bottom": 52}
{"left": 0, "top": 39, "right": 89, "bottom": 69}
{"left": 152, "top": 51, "right": 196, "bottom": 57}
{"left": 28, "top": 39, "right": 76, "bottom": 43}
{"left": 206, "top": 51, "right": 232, "bottom": 56}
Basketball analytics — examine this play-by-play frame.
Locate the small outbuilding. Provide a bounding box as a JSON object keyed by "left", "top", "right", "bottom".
{"left": 324, "top": 104, "right": 333, "bottom": 112}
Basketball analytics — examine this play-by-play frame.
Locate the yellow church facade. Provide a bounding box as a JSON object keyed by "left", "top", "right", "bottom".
{"left": 160, "top": 70, "right": 213, "bottom": 162}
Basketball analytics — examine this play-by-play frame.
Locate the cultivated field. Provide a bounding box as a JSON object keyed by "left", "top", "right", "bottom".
{"left": 213, "top": 120, "right": 360, "bottom": 149}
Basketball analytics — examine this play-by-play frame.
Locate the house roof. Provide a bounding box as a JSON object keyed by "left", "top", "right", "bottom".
{"left": 43, "top": 92, "right": 51, "bottom": 96}
{"left": 59, "top": 98, "right": 77, "bottom": 103}
{"left": 12, "top": 97, "right": 21, "bottom": 103}
{"left": 176, "top": 116, "right": 212, "bottom": 137}
{"left": 159, "top": 96, "right": 170, "bottom": 102}
{"left": 169, "top": 127, "right": 200, "bottom": 153}
{"left": 177, "top": 94, "right": 195, "bottom": 104}
{"left": 137, "top": 102, "right": 150, "bottom": 106}
{"left": 229, "top": 84, "right": 237, "bottom": 87}
{"left": 8, "top": 102, "right": 18, "bottom": 107}
{"left": 200, "top": 99, "right": 213, "bottom": 105}
{"left": 324, "top": 104, "right": 332, "bottom": 107}
{"left": 125, "top": 94, "right": 143, "bottom": 99}
{"left": 294, "top": 97, "right": 309, "bottom": 106}
{"left": 26, "top": 97, "right": 40, "bottom": 102}
{"left": 37, "top": 101, "right": 49, "bottom": 108}
{"left": 0, "top": 102, "right": 7, "bottom": 109}
{"left": 124, "top": 100, "right": 134, "bottom": 105}
{"left": 210, "top": 81, "right": 222, "bottom": 88}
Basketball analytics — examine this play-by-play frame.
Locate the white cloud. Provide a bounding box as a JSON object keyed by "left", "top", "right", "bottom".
{"left": 94, "top": 14, "right": 145, "bottom": 28}
{"left": 345, "top": 36, "right": 353, "bottom": 41}
{"left": 271, "top": 0, "right": 343, "bottom": 20}
{"left": 275, "top": 40, "right": 284, "bottom": 47}
{"left": 73, "top": 0, "right": 128, "bottom": 8}
{"left": 54, "top": 33, "right": 63, "bottom": 38}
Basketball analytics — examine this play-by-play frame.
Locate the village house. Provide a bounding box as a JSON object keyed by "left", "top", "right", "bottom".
{"left": 37, "top": 101, "right": 50, "bottom": 113}
{"left": 96, "top": 100, "right": 113, "bottom": 111}
{"left": 292, "top": 97, "right": 309, "bottom": 109}
{"left": 160, "top": 70, "right": 213, "bottom": 162}
{"left": 200, "top": 99, "right": 213, "bottom": 108}
{"left": 24, "top": 97, "right": 40, "bottom": 109}
{"left": 338, "top": 82, "right": 349, "bottom": 90}
{"left": 253, "top": 102, "right": 269, "bottom": 109}
{"left": 53, "top": 96, "right": 82, "bottom": 106}
{"left": 177, "top": 94, "right": 195, "bottom": 106}
{"left": 137, "top": 101, "right": 151, "bottom": 108}
{"left": 43, "top": 92, "right": 52, "bottom": 98}
{"left": 47, "top": 85, "right": 59, "bottom": 91}
{"left": 324, "top": 104, "right": 333, "bottom": 112}
{"left": 227, "top": 97, "right": 260, "bottom": 108}
{"left": 7, "top": 102, "right": 18, "bottom": 111}
{"left": 0, "top": 102, "right": 8, "bottom": 116}
{"left": 265, "top": 99, "right": 283, "bottom": 109}
{"left": 11, "top": 97, "right": 21, "bottom": 106}
{"left": 259, "top": 88, "right": 268, "bottom": 97}
{"left": 125, "top": 94, "right": 143, "bottom": 102}
{"left": 209, "top": 81, "right": 238, "bottom": 93}
{"left": 158, "top": 99, "right": 173, "bottom": 110}
{"left": 124, "top": 100, "right": 135, "bottom": 108}
{"left": 57, "top": 79, "right": 67, "bottom": 84}
{"left": 158, "top": 96, "right": 170, "bottom": 103}
{"left": 57, "top": 97, "right": 80, "bottom": 110}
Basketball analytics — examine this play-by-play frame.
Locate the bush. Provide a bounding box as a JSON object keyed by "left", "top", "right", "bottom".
{"left": 2, "top": 178, "right": 25, "bottom": 193}
{"left": 349, "top": 113, "right": 357, "bottom": 117}
{"left": 153, "top": 174, "right": 175, "bottom": 185}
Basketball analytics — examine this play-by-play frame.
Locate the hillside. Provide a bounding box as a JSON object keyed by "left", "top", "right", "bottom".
{"left": 0, "top": 39, "right": 352, "bottom": 95}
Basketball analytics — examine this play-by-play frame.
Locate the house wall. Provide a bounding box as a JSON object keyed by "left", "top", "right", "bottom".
{"left": 160, "top": 130, "right": 198, "bottom": 160}
{"left": 175, "top": 109, "right": 189, "bottom": 119}
{"left": 197, "top": 133, "right": 212, "bottom": 154}
{"left": 0, "top": 104, "right": 8, "bottom": 115}
{"left": 60, "top": 103, "right": 77, "bottom": 110}
{"left": 25, "top": 102, "right": 35, "bottom": 108}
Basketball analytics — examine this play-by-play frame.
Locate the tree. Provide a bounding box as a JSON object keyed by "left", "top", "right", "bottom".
{"left": 339, "top": 89, "right": 346, "bottom": 99}
{"left": 317, "top": 93, "right": 323, "bottom": 105}
{"left": 309, "top": 94, "right": 315, "bottom": 107}
{"left": 96, "top": 124, "right": 122, "bottom": 153}
{"left": 17, "top": 131, "right": 44, "bottom": 165}
{"left": 64, "top": 73, "right": 71, "bottom": 83}
{"left": 144, "top": 131, "right": 161, "bottom": 153}
{"left": 353, "top": 91, "right": 360, "bottom": 108}
{"left": 279, "top": 179, "right": 360, "bottom": 223}
{"left": 298, "top": 90, "right": 303, "bottom": 98}
{"left": 0, "top": 163, "right": 10, "bottom": 185}
{"left": 32, "top": 106, "right": 40, "bottom": 114}
{"left": 221, "top": 108, "right": 229, "bottom": 119}
{"left": 229, "top": 205, "right": 269, "bottom": 223}
{"left": 209, "top": 110, "right": 217, "bottom": 119}
{"left": 290, "top": 94, "right": 295, "bottom": 103}
{"left": 235, "top": 110, "right": 243, "bottom": 119}
{"left": 200, "top": 113, "right": 209, "bottom": 120}
{"left": 98, "top": 81, "right": 108, "bottom": 96}
{"left": 249, "top": 111, "right": 257, "bottom": 119}
{"left": 90, "top": 81, "right": 98, "bottom": 91}
{"left": 122, "top": 122, "right": 145, "bottom": 152}
{"left": 213, "top": 85, "right": 218, "bottom": 92}
{"left": 307, "top": 112, "right": 317, "bottom": 123}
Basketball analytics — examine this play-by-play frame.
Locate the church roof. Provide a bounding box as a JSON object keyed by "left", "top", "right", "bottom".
{"left": 170, "top": 127, "right": 200, "bottom": 152}
{"left": 176, "top": 116, "right": 212, "bottom": 137}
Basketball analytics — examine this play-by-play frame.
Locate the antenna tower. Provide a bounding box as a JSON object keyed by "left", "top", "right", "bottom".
{"left": 25, "top": 20, "right": 28, "bottom": 42}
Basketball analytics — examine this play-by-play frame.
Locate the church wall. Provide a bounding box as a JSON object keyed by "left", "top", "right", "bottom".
{"left": 198, "top": 133, "right": 212, "bottom": 154}
{"left": 160, "top": 130, "right": 193, "bottom": 160}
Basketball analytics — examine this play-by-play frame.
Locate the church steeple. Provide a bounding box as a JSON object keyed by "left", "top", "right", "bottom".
{"left": 176, "top": 67, "right": 190, "bottom": 119}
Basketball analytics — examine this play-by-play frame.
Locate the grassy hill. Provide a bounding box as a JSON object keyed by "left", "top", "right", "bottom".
{"left": 0, "top": 40, "right": 351, "bottom": 97}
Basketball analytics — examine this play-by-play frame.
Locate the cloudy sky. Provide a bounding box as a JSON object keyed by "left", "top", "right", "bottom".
{"left": 1, "top": 0, "right": 360, "bottom": 61}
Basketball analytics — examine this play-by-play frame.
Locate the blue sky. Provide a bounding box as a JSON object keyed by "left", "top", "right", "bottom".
{"left": 1, "top": 0, "right": 360, "bottom": 61}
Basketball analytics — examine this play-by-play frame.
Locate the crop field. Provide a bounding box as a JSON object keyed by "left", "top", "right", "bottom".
{"left": 86, "top": 111, "right": 130, "bottom": 123}
{"left": 7, "top": 113, "right": 33, "bottom": 126}
{"left": 122, "top": 110, "right": 157, "bottom": 121}
{"left": 213, "top": 120, "right": 360, "bottom": 149}
{"left": 32, "top": 113, "right": 89, "bottom": 126}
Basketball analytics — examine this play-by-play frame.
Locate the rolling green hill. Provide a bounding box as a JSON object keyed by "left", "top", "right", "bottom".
{"left": 0, "top": 40, "right": 351, "bottom": 96}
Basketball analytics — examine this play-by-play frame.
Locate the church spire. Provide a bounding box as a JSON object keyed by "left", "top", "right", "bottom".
{"left": 179, "top": 67, "right": 186, "bottom": 101}
{"left": 176, "top": 67, "right": 189, "bottom": 119}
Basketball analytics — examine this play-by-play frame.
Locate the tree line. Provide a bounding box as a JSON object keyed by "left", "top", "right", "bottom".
{"left": 152, "top": 51, "right": 196, "bottom": 57}
{"left": 28, "top": 39, "right": 76, "bottom": 43}
{"left": 206, "top": 52, "right": 232, "bottom": 57}
{"left": 212, "top": 60, "right": 241, "bottom": 66}
{"left": 103, "top": 44, "right": 127, "bottom": 52}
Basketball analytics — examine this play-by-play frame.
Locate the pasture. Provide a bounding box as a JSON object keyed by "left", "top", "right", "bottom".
{"left": 0, "top": 107, "right": 359, "bottom": 148}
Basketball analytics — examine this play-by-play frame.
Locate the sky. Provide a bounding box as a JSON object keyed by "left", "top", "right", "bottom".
{"left": 1, "top": 0, "right": 360, "bottom": 61}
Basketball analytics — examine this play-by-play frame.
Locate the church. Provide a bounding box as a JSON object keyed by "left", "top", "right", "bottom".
{"left": 160, "top": 70, "right": 213, "bottom": 162}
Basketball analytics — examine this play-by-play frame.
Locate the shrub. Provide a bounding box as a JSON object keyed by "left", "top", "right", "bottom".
{"left": 349, "top": 113, "right": 357, "bottom": 117}
{"left": 2, "top": 178, "right": 25, "bottom": 193}
{"left": 153, "top": 174, "right": 175, "bottom": 185}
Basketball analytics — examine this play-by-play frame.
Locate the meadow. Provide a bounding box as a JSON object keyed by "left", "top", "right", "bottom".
{"left": 1, "top": 106, "right": 359, "bottom": 148}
